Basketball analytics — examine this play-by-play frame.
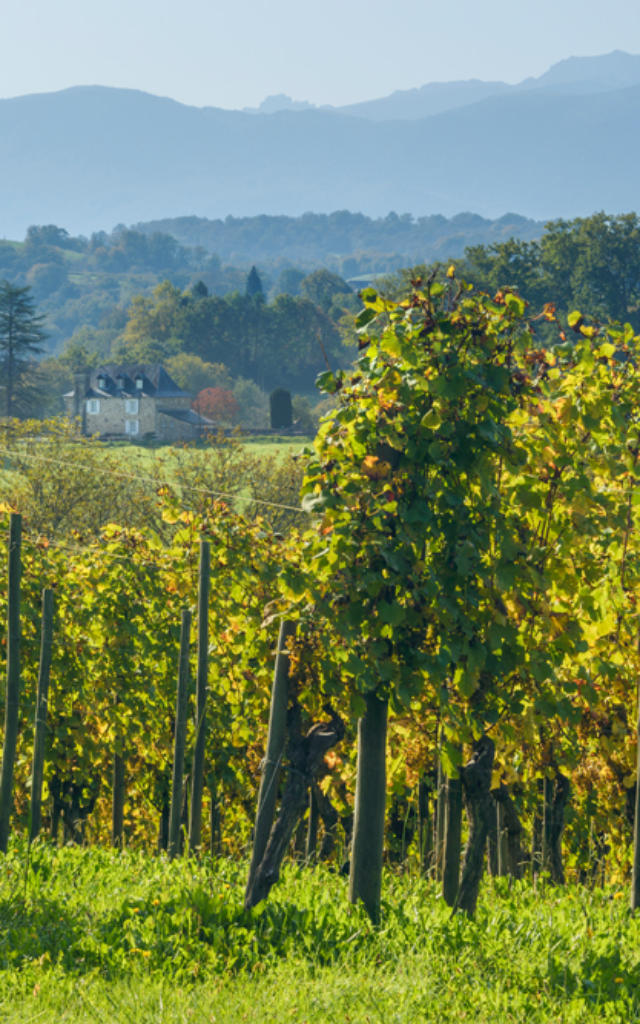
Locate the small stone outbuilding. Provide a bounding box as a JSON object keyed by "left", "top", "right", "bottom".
{"left": 64, "top": 364, "right": 213, "bottom": 442}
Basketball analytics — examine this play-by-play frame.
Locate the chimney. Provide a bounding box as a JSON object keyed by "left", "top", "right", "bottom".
{"left": 73, "top": 371, "right": 89, "bottom": 417}
{"left": 73, "top": 370, "right": 90, "bottom": 433}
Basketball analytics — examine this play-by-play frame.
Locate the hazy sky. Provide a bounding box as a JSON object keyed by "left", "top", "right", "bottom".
{"left": 4, "top": 0, "right": 640, "bottom": 109}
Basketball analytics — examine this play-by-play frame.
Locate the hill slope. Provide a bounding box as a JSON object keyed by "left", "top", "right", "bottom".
{"left": 1, "top": 53, "right": 639, "bottom": 238}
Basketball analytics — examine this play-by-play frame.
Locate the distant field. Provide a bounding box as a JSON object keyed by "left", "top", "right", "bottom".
{"left": 106, "top": 435, "right": 312, "bottom": 465}
{"left": 0, "top": 432, "right": 312, "bottom": 535}
{"left": 243, "top": 436, "right": 313, "bottom": 457}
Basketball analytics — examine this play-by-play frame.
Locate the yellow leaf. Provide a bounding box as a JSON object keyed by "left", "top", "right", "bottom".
{"left": 361, "top": 455, "right": 391, "bottom": 479}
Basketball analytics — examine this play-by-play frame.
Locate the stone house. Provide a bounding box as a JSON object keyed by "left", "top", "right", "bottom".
{"left": 64, "top": 364, "right": 213, "bottom": 442}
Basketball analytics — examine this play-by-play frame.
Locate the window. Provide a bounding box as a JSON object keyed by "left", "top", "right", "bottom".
{"left": 124, "top": 398, "right": 139, "bottom": 414}
{"left": 125, "top": 419, "right": 139, "bottom": 436}
{"left": 86, "top": 399, "right": 100, "bottom": 414}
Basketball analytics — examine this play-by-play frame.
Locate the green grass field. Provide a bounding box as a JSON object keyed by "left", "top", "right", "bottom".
{"left": 2, "top": 841, "right": 639, "bottom": 1023}
{"left": 129, "top": 435, "right": 311, "bottom": 459}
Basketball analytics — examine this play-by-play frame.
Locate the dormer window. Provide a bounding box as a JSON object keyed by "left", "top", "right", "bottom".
{"left": 116, "top": 374, "right": 125, "bottom": 391}
{"left": 135, "top": 375, "right": 144, "bottom": 391}
{"left": 97, "top": 374, "right": 107, "bottom": 390}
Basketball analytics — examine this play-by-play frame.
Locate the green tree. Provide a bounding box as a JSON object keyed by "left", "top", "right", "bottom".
{"left": 246, "top": 266, "right": 264, "bottom": 299}
{"left": 462, "top": 212, "right": 640, "bottom": 330}
{"left": 300, "top": 269, "right": 352, "bottom": 313}
{"left": 0, "top": 281, "right": 46, "bottom": 418}
{"left": 165, "top": 352, "right": 232, "bottom": 394}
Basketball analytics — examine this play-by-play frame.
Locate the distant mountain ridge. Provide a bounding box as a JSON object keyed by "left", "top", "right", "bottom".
{"left": 251, "top": 49, "right": 640, "bottom": 120}
{"left": 1, "top": 51, "right": 639, "bottom": 240}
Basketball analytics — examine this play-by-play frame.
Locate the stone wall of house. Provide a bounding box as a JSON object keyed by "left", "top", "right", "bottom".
{"left": 153, "top": 396, "right": 195, "bottom": 442}
{"left": 84, "top": 396, "right": 157, "bottom": 437}
{"left": 156, "top": 412, "right": 198, "bottom": 443}
{"left": 65, "top": 392, "right": 198, "bottom": 442}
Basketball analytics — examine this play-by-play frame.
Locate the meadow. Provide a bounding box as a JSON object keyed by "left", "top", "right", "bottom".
{"left": 1, "top": 840, "right": 639, "bottom": 1024}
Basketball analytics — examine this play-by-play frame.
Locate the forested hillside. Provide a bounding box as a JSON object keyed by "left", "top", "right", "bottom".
{"left": 3, "top": 211, "right": 640, "bottom": 425}
{"left": 133, "top": 210, "right": 542, "bottom": 268}
{"left": 0, "top": 214, "right": 541, "bottom": 356}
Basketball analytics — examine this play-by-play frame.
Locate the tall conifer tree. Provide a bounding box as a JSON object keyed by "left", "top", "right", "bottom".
{"left": 0, "top": 282, "right": 46, "bottom": 417}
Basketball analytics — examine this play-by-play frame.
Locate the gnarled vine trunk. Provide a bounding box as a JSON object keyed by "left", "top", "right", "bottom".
{"left": 454, "top": 736, "right": 495, "bottom": 917}
{"left": 245, "top": 703, "right": 344, "bottom": 909}
{"left": 543, "top": 772, "right": 570, "bottom": 884}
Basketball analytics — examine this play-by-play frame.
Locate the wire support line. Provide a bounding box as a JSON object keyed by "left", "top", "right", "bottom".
{"left": 0, "top": 445, "right": 309, "bottom": 516}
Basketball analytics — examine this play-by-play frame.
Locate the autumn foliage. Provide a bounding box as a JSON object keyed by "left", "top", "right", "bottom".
{"left": 193, "top": 387, "right": 239, "bottom": 423}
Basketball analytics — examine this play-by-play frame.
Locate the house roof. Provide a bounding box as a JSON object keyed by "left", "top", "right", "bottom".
{"left": 157, "top": 407, "right": 214, "bottom": 426}
{"left": 68, "top": 364, "right": 191, "bottom": 400}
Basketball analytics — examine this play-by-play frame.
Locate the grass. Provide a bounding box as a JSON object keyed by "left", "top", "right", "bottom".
{"left": 1, "top": 841, "right": 640, "bottom": 1023}
{"left": 90, "top": 435, "right": 310, "bottom": 474}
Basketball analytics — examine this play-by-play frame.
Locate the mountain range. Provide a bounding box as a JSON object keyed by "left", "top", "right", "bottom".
{"left": 2, "top": 51, "right": 639, "bottom": 240}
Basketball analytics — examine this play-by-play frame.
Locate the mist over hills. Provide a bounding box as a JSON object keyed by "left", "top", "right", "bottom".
{"left": 2, "top": 51, "right": 639, "bottom": 241}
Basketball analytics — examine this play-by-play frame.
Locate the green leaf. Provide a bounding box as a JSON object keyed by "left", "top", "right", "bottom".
{"left": 504, "top": 293, "right": 525, "bottom": 316}
{"left": 378, "top": 601, "right": 405, "bottom": 626}
{"left": 355, "top": 307, "right": 377, "bottom": 330}
{"left": 596, "top": 342, "right": 616, "bottom": 359}
{"left": 427, "top": 440, "right": 448, "bottom": 463}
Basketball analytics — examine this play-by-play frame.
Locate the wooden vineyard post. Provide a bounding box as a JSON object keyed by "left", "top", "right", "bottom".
{"left": 418, "top": 777, "right": 432, "bottom": 875}
{"left": 497, "top": 801, "right": 509, "bottom": 877}
{"left": 0, "top": 513, "right": 21, "bottom": 854}
{"left": 245, "top": 619, "right": 295, "bottom": 901}
{"left": 189, "top": 540, "right": 210, "bottom": 855}
{"left": 348, "top": 692, "right": 388, "bottom": 925}
{"left": 305, "top": 787, "right": 319, "bottom": 863}
{"left": 29, "top": 587, "right": 54, "bottom": 843}
{"left": 442, "top": 771, "right": 463, "bottom": 907}
{"left": 112, "top": 747, "right": 126, "bottom": 849}
{"left": 434, "top": 759, "right": 446, "bottom": 882}
{"left": 542, "top": 774, "right": 553, "bottom": 874}
{"left": 168, "top": 609, "right": 191, "bottom": 859}
{"left": 632, "top": 678, "right": 640, "bottom": 910}
{"left": 208, "top": 773, "right": 221, "bottom": 856}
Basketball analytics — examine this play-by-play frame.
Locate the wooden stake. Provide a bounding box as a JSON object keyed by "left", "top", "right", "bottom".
{"left": 29, "top": 587, "right": 54, "bottom": 842}
{"left": 0, "top": 513, "right": 21, "bottom": 853}
{"left": 168, "top": 608, "right": 191, "bottom": 859}
{"left": 189, "top": 540, "right": 210, "bottom": 854}
{"left": 245, "top": 619, "right": 294, "bottom": 900}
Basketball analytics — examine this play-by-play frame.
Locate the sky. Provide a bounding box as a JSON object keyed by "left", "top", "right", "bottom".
{"left": 3, "top": 0, "right": 640, "bottom": 109}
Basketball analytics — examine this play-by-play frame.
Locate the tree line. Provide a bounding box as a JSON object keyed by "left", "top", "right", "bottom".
{"left": 3, "top": 210, "right": 640, "bottom": 427}
{"left": 383, "top": 212, "right": 640, "bottom": 331}
{"left": 0, "top": 265, "right": 355, "bottom": 423}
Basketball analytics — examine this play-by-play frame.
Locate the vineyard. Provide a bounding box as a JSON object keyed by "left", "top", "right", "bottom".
{"left": 3, "top": 273, "right": 640, "bottom": 1017}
